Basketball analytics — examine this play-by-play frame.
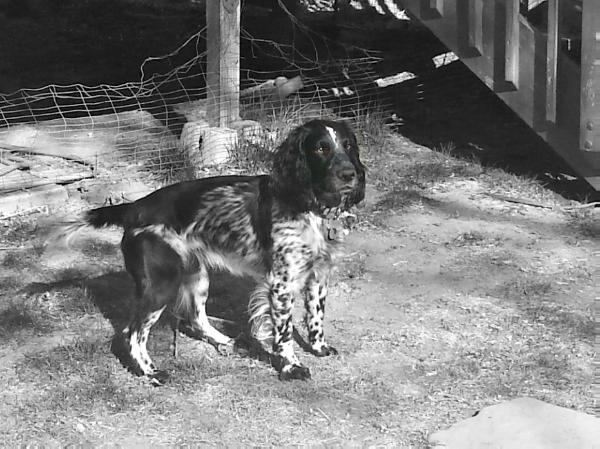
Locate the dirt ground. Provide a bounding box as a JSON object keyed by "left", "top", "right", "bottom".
{"left": 0, "top": 132, "right": 596, "bottom": 447}
{"left": 0, "top": 1, "right": 597, "bottom": 446}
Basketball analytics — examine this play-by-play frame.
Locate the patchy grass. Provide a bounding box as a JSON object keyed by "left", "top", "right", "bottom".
{"left": 2, "top": 250, "right": 33, "bottom": 268}
{"left": 0, "top": 303, "right": 38, "bottom": 336}
{"left": 489, "top": 274, "right": 555, "bottom": 301}
{"left": 566, "top": 207, "right": 600, "bottom": 238}
{"left": 0, "top": 295, "right": 59, "bottom": 338}
{"left": 228, "top": 132, "right": 275, "bottom": 175}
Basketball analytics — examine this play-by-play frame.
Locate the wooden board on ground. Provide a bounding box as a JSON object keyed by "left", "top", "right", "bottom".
{"left": 0, "top": 152, "right": 94, "bottom": 193}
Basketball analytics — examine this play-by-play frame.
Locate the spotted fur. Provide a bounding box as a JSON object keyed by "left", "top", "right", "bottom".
{"left": 70, "top": 119, "right": 365, "bottom": 384}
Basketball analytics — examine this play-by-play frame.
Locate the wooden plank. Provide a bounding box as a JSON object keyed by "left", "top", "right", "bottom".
{"left": 420, "top": 0, "right": 444, "bottom": 20}
{"left": 0, "top": 165, "right": 41, "bottom": 192}
{"left": 0, "top": 162, "right": 29, "bottom": 177}
{"left": 465, "top": 0, "right": 506, "bottom": 91}
{"left": 0, "top": 171, "right": 93, "bottom": 193}
{"left": 469, "top": 0, "right": 483, "bottom": 55}
{"left": 402, "top": 0, "right": 600, "bottom": 186}
{"left": 455, "top": 0, "right": 480, "bottom": 57}
{"left": 488, "top": 1, "right": 510, "bottom": 91}
{"left": 206, "top": 0, "right": 241, "bottom": 128}
{"left": 546, "top": 0, "right": 560, "bottom": 123}
{"left": 0, "top": 154, "right": 93, "bottom": 192}
{"left": 518, "top": 17, "right": 548, "bottom": 130}
{"left": 0, "top": 184, "right": 69, "bottom": 217}
{"left": 0, "top": 143, "right": 88, "bottom": 164}
{"left": 580, "top": 0, "right": 600, "bottom": 152}
{"left": 505, "top": 0, "right": 520, "bottom": 88}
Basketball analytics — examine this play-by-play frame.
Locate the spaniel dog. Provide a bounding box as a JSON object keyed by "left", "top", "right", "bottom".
{"left": 70, "top": 119, "right": 365, "bottom": 385}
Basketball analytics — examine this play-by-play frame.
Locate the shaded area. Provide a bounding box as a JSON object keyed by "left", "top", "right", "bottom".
{"left": 391, "top": 62, "right": 598, "bottom": 201}
{"left": 0, "top": 0, "right": 204, "bottom": 90}
{"left": 1, "top": 2, "right": 597, "bottom": 200}
{"left": 83, "top": 269, "right": 255, "bottom": 372}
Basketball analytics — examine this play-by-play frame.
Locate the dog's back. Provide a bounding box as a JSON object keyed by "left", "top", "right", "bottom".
{"left": 84, "top": 174, "right": 270, "bottom": 232}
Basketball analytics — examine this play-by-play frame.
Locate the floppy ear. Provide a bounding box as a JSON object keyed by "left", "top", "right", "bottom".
{"left": 271, "top": 125, "right": 317, "bottom": 211}
{"left": 342, "top": 124, "right": 366, "bottom": 208}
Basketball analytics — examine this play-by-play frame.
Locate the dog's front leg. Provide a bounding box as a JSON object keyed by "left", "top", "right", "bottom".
{"left": 268, "top": 272, "right": 311, "bottom": 381}
{"left": 304, "top": 268, "right": 338, "bottom": 357}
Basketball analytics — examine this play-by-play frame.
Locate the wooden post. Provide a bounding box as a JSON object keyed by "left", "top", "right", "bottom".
{"left": 580, "top": 0, "right": 600, "bottom": 152}
{"left": 546, "top": 0, "right": 561, "bottom": 123}
{"left": 469, "top": 0, "right": 483, "bottom": 56}
{"left": 456, "top": 0, "right": 480, "bottom": 58}
{"left": 504, "top": 0, "right": 519, "bottom": 89}
{"left": 206, "top": 0, "right": 240, "bottom": 128}
{"left": 488, "top": 1, "right": 508, "bottom": 91}
{"left": 420, "top": 0, "right": 443, "bottom": 20}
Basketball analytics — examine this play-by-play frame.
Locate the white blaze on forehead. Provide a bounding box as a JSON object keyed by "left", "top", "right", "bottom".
{"left": 325, "top": 126, "right": 338, "bottom": 147}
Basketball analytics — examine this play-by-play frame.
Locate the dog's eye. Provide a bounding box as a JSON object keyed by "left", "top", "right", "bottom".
{"left": 316, "top": 146, "right": 328, "bottom": 156}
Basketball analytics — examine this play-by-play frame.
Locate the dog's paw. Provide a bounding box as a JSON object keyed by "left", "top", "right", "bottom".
{"left": 215, "top": 339, "right": 237, "bottom": 356}
{"left": 279, "top": 364, "right": 311, "bottom": 381}
{"left": 312, "top": 344, "right": 338, "bottom": 357}
{"left": 148, "top": 370, "right": 170, "bottom": 387}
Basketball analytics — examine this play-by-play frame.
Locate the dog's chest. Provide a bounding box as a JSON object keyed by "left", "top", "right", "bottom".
{"left": 272, "top": 212, "right": 333, "bottom": 258}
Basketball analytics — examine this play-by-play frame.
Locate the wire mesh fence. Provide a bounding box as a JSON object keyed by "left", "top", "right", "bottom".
{"left": 0, "top": 0, "right": 456, "bottom": 200}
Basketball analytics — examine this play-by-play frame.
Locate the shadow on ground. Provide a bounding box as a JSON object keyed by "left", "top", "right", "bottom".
{"left": 82, "top": 270, "right": 255, "bottom": 371}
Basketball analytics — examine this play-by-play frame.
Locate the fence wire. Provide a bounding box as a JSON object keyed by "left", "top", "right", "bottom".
{"left": 0, "top": 0, "right": 454, "bottom": 196}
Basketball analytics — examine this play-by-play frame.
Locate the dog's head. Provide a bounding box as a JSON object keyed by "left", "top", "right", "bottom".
{"left": 272, "top": 119, "right": 366, "bottom": 213}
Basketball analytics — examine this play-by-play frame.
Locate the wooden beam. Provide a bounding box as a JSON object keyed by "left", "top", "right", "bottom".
{"left": 206, "top": 0, "right": 241, "bottom": 128}
{"left": 505, "top": 0, "right": 519, "bottom": 88}
{"left": 469, "top": 0, "right": 483, "bottom": 56}
{"left": 546, "top": 0, "right": 560, "bottom": 123}
{"left": 489, "top": 1, "right": 509, "bottom": 91}
{"left": 456, "top": 0, "right": 480, "bottom": 58}
{"left": 580, "top": 0, "right": 600, "bottom": 152}
{"left": 420, "top": 0, "right": 443, "bottom": 20}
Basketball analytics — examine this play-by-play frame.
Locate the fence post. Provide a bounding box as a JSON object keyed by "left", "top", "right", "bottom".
{"left": 206, "top": 0, "right": 240, "bottom": 128}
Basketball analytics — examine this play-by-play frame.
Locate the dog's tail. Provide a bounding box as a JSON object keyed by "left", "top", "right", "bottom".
{"left": 84, "top": 203, "right": 131, "bottom": 228}
{"left": 46, "top": 203, "right": 132, "bottom": 248}
{"left": 248, "top": 282, "right": 274, "bottom": 353}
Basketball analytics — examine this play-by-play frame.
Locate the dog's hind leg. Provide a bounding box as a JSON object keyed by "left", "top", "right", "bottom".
{"left": 174, "top": 264, "right": 235, "bottom": 354}
{"left": 123, "top": 304, "right": 169, "bottom": 386}
{"left": 120, "top": 230, "right": 182, "bottom": 386}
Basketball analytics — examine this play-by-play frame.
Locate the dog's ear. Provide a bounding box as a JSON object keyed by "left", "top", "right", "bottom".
{"left": 271, "top": 125, "right": 316, "bottom": 210}
{"left": 272, "top": 125, "right": 310, "bottom": 183}
{"left": 343, "top": 125, "right": 366, "bottom": 208}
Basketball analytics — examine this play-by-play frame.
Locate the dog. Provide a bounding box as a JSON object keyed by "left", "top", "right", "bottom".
{"left": 65, "top": 119, "right": 365, "bottom": 384}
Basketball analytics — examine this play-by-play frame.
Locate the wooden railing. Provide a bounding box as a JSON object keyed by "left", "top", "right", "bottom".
{"left": 400, "top": 0, "right": 600, "bottom": 189}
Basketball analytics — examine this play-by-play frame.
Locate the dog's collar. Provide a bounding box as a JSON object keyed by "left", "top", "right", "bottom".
{"left": 322, "top": 207, "right": 356, "bottom": 241}
{"left": 325, "top": 218, "right": 346, "bottom": 241}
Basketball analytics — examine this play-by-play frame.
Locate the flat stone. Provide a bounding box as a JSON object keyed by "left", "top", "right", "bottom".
{"left": 429, "top": 397, "right": 599, "bottom": 449}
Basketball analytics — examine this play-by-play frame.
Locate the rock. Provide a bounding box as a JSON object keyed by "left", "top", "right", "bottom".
{"left": 179, "top": 120, "right": 238, "bottom": 170}
{"left": 429, "top": 397, "right": 599, "bottom": 449}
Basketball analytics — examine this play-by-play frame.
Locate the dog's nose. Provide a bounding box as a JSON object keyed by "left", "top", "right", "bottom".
{"left": 337, "top": 167, "right": 356, "bottom": 183}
